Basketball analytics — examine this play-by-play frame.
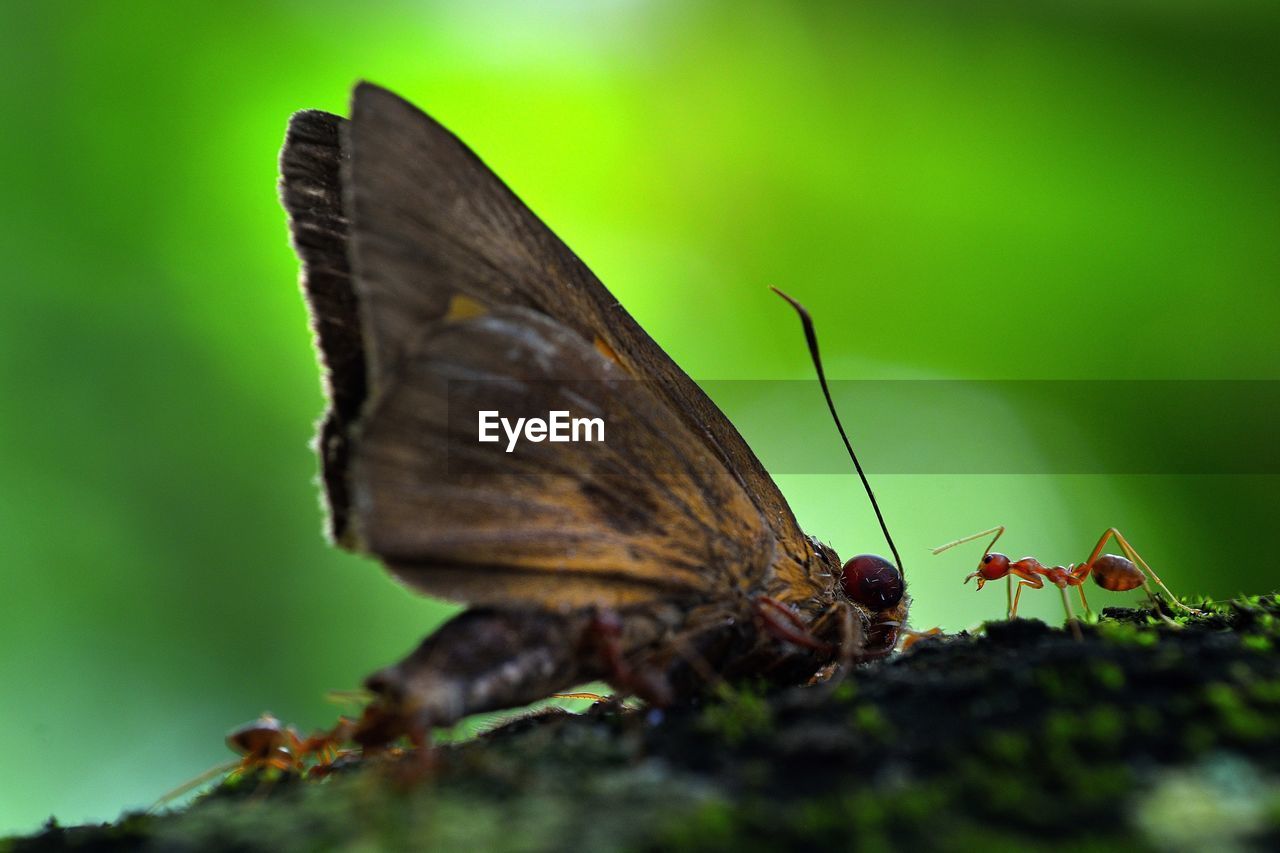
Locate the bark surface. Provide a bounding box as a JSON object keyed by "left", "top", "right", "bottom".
{"left": 8, "top": 597, "right": 1280, "bottom": 853}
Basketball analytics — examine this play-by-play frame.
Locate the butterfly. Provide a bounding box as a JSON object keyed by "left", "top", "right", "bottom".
{"left": 279, "top": 82, "right": 909, "bottom": 745}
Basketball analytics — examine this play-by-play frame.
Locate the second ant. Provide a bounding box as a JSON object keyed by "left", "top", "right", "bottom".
{"left": 932, "top": 525, "right": 1203, "bottom": 625}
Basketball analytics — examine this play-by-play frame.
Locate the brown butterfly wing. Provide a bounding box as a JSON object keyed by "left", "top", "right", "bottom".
{"left": 347, "top": 304, "right": 771, "bottom": 606}
{"left": 280, "top": 84, "right": 826, "bottom": 607}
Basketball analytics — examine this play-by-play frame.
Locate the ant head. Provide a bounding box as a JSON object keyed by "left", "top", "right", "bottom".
{"left": 965, "top": 553, "right": 1011, "bottom": 589}
{"left": 840, "top": 554, "right": 904, "bottom": 611}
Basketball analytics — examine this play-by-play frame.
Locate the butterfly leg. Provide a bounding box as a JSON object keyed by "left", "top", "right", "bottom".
{"left": 584, "top": 609, "right": 674, "bottom": 708}
{"left": 807, "top": 603, "right": 864, "bottom": 690}
{"left": 837, "top": 603, "right": 864, "bottom": 672}
{"left": 755, "top": 596, "right": 836, "bottom": 655}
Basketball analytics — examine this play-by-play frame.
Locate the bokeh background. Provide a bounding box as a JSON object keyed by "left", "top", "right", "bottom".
{"left": 3, "top": 0, "right": 1278, "bottom": 836}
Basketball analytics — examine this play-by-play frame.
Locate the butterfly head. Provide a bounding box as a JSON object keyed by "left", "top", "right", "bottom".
{"left": 839, "top": 554, "right": 903, "bottom": 611}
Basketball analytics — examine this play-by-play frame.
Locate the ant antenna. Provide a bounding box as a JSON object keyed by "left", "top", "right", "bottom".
{"left": 931, "top": 525, "right": 1005, "bottom": 558}
{"left": 771, "top": 286, "right": 903, "bottom": 575}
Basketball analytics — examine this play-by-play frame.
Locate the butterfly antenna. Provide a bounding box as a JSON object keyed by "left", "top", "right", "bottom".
{"left": 771, "top": 286, "right": 903, "bottom": 575}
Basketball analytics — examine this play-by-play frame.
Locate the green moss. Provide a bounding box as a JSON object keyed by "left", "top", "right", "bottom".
{"left": 1182, "top": 724, "right": 1217, "bottom": 754}
{"left": 985, "top": 731, "right": 1031, "bottom": 764}
{"left": 1036, "top": 668, "right": 1069, "bottom": 700}
{"left": 1247, "top": 634, "right": 1277, "bottom": 654}
{"left": 698, "top": 683, "right": 773, "bottom": 746}
{"left": 849, "top": 703, "right": 890, "bottom": 739}
{"left": 830, "top": 680, "right": 857, "bottom": 704}
{"left": 1044, "top": 710, "right": 1079, "bottom": 745}
{"left": 1094, "top": 620, "right": 1158, "bottom": 647}
{"left": 655, "top": 799, "right": 739, "bottom": 850}
{"left": 1204, "top": 682, "right": 1275, "bottom": 741}
{"left": 1205, "top": 682, "right": 1245, "bottom": 711}
{"left": 1092, "top": 660, "right": 1126, "bottom": 690}
{"left": 1247, "top": 678, "right": 1280, "bottom": 704}
{"left": 1082, "top": 705, "right": 1125, "bottom": 747}
{"left": 1132, "top": 705, "right": 1161, "bottom": 735}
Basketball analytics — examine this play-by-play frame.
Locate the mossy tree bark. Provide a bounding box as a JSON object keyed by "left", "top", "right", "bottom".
{"left": 8, "top": 597, "right": 1280, "bottom": 852}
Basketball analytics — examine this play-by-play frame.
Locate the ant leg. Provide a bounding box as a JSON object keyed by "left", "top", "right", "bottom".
{"left": 1057, "top": 585, "right": 1083, "bottom": 640}
{"left": 1010, "top": 580, "right": 1041, "bottom": 618}
{"left": 1061, "top": 564, "right": 1094, "bottom": 615}
{"left": 1126, "top": 573, "right": 1182, "bottom": 627}
{"left": 1094, "top": 528, "right": 1203, "bottom": 616}
{"left": 150, "top": 760, "right": 241, "bottom": 811}
{"left": 1076, "top": 582, "right": 1092, "bottom": 614}
{"left": 1006, "top": 576, "right": 1014, "bottom": 620}
{"left": 1136, "top": 580, "right": 1184, "bottom": 627}
{"left": 1138, "top": 579, "right": 1167, "bottom": 613}
{"left": 304, "top": 716, "right": 356, "bottom": 771}
{"left": 553, "top": 692, "right": 611, "bottom": 702}
{"left": 1007, "top": 568, "right": 1045, "bottom": 619}
{"left": 899, "top": 626, "right": 945, "bottom": 652}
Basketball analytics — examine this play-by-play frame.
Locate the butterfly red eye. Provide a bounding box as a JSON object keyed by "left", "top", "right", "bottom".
{"left": 840, "top": 555, "right": 903, "bottom": 610}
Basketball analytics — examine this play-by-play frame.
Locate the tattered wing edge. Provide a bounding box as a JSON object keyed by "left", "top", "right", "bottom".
{"left": 279, "top": 109, "right": 366, "bottom": 547}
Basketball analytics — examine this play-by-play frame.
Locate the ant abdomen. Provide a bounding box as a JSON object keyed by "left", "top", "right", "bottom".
{"left": 1091, "top": 554, "right": 1144, "bottom": 592}
{"left": 226, "top": 715, "right": 286, "bottom": 758}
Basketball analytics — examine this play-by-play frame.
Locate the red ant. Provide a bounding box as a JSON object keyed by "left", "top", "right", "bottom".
{"left": 153, "top": 713, "right": 361, "bottom": 808}
{"left": 222, "top": 713, "right": 358, "bottom": 779}
{"left": 931, "top": 526, "right": 1203, "bottom": 624}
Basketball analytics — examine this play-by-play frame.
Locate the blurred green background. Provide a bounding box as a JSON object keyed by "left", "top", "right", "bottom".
{"left": 3, "top": 0, "right": 1278, "bottom": 836}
